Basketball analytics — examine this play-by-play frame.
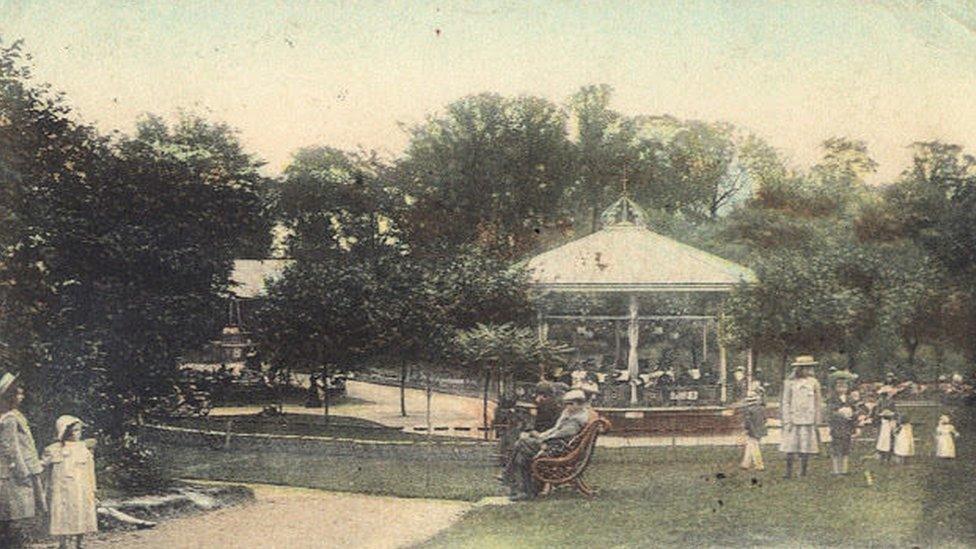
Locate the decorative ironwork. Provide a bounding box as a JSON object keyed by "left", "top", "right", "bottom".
{"left": 599, "top": 196, "right": 649, "bottom": 228}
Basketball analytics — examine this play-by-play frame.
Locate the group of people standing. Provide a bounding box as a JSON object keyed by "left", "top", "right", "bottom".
{"left": 0, "top": 373, "right": 98, "bottom": 548}
{"left": 740, "top": 355, "right": 962, "bottom": 478}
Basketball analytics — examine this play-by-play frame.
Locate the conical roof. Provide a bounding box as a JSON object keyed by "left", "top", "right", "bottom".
{"left": 526, "top": 200, "right": 755, "bottom": 292}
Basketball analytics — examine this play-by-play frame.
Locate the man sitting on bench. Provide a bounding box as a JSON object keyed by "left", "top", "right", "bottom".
{"left": 501, "top": 389, "right": 590, "bottom": 501}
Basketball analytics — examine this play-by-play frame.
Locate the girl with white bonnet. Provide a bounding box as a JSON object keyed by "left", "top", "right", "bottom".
{"left": 42, "top": 415, "right": 98, "bottom": 548}
{"left": 934, "top": 414, "right": 960, "bottom": 459}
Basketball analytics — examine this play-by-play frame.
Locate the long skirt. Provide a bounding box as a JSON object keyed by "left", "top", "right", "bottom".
{"left": 779, "top": 424, "right": 819, "bottom": 454}
{"left": 876, "top": 418, "right": 895, "bottom": 452}
{"left": 935, "top": 434, "right": 956, "bottom": 458}
{"left": 894, "top": 425, "right": 915, "bottom": 457}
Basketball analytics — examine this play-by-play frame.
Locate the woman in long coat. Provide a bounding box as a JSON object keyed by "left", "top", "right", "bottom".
{"left": 0, "top": 373, "right": 46, "bottom": 547}
{"left": 779, "top": 356, "right": 823, "bottom": 478}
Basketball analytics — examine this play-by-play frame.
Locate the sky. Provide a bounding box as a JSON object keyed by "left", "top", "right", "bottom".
{"left": 2, "top": 0, "right": 976, "bottom": 183}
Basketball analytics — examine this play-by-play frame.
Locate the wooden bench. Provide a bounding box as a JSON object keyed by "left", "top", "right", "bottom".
{"left": 530, "top": 415, "right": 612, "bottom": 497}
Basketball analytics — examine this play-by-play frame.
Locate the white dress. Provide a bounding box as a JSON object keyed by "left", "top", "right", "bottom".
{"left": 893, "top": 423, "right": 915, "bottom": 457}
{"left": 42, "top": 441, "right": 98, "bottom": 536}
{"left": 935, "top": 424, "right": 959, "bottom": 458}
{"left": 876, "top": 418, "right": 895, "bottom": 452}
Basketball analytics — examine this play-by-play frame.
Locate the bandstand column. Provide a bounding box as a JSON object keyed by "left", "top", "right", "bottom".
{"left": 628, "top": 294, "right": 640, "bottom": 405}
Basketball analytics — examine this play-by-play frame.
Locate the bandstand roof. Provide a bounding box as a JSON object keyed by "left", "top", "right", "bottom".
{"left": 525, "top": 198, "right": 756, "bottom": 292}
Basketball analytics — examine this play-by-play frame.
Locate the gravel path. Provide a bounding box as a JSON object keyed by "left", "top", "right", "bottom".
{"left": 211, "top": 380, "right": 496, "bottom": 439}
{"left": 86, "top": 484, "right": 471, "bottom": 549}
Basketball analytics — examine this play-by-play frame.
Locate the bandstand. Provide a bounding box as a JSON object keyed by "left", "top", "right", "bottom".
{"left": 525, "top": 197, "right": 757, "bottom": 435}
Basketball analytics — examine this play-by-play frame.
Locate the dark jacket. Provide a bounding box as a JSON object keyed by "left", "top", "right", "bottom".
{"left": 533, "top": 397, "right": 561, "bottom": 432}
{"left": 827, "top": 394, "right": 857, "bottom": 456}
{"left": 744, "top": 404, "right": 767, "bottom": 439}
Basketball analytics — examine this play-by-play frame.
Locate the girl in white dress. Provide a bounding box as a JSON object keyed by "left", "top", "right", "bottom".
{"left": 934, "top": 414, "right": 960, "bottom": 459}
{"left": 42, "top": 416, "right": 97, "bottom": 549}
{"left": 892, "top": 413, "right": 915, "bottom": 465}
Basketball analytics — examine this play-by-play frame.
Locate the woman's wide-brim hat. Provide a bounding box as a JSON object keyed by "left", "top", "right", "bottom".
{"left": 55, "top": 415, "right": 83, "bottom": 441}
{"left": 0, "top": 372, "right": 17, "bottom": 397}
{"left": 791, "top": 356, "right": 819, "bottom": 367}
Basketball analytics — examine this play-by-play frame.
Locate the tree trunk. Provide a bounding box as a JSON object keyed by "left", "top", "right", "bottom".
{"left": 322, "top": 363, "right": 330, "bottom": 423}
{"left": 906, "top": 338, "right": 919, "bottom": 369}
{"left": 779, "top": 351, "right": 790, "bottom": 396}
{"left": 483, "top": 368, "right": 491, "bottom": 441}
{"left": 400, "top": 361, "right": 408, "bottom": 417}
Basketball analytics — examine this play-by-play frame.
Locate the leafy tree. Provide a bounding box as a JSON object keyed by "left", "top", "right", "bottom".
{"left": 277, "top": 146, "right": 400, "bottom": 261}
{"left": 0, "top": 40, "right": 268, "bottom": 439}
{"left": 250, "top": 259, "right": 378, "bottom": 416}
{"left": 884, "top": 142, "right": 976, "bottom": 362}
{"left": 370, "top": 245, "right": 534, "bottom": 416}
{"left": 399, "top": 93, "right": 573, "bottom": 258}
{"left": 455, "top": 322, "right": 571, "bottom": 437}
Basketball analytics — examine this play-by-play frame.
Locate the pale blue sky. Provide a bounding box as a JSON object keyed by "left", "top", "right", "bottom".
{"left": 2, "top": 0, "right": 975, "bottom": 182}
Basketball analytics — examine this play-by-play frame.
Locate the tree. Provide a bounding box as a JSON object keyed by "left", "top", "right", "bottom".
{"left": 370, "top": 245, "right": 534, "bottom": 416}
{"left": 455, "top": 323, "right": 571, "bottom": 438}
{"left": 0, "top": 40, "right": 269, "bottom": 439}
{"left": 399, "top": 93, "right": 573, "bottom": 258}
{"left": 277, "top": 146, "right": 400, "bottom": 261}
{"left": 565, "top": 85, "right": 645, "bottom": 233}
{"left": 250, "top": 259, "right": 378, "bottom": 417}
{"left": 884, "top": 141, "right": 976, "bottom": 362}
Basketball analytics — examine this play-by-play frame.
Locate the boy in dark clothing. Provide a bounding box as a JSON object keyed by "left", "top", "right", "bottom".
{"left": 827, "top": 373, "right": 857, "bottom": 474}
{"left": 740, "top": 384, "right": 767, "bottom": 471}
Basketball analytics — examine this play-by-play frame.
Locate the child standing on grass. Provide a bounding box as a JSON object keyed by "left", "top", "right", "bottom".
{"left": 42, "top": 415, "right": 97, "bottom": 549}
{"left": 892, "top": 413, "right": 915, "bottom": 465}
{"left": 827, "top": 374, "right": 857, "bottom": 475}
{"left": 934, "top": 414, "right": 960, "bottom": 459}
{"left": 740, "top": 384, "right": 767, "bottom": 471}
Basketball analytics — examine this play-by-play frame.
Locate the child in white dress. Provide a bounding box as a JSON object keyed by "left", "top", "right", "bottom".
{"left": 892, "top": 413, "right": 915, "bottom": 465}
{"left": 934, "top": 414, "right": 960, "bottom": 459}
{"left": 42, "top": 415, "right": 98, "bottom": 549}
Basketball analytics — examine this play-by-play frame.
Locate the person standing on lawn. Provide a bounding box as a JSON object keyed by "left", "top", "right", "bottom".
{"left": 827, "top": 372, "right": 857, "bottom": 475}
{"left": 0, "top": 373, "right": 46, "bottom": 548}
{"left": 502, "top": 389, "right": 590, "bottom": 501}
{"left": 740, "top": 383, "right": 767, "bottom": 471}
{"left": 42, "top": 415, "right": 98, "bottom": 549}
{"left": 779, "top": 356, "right": 823, "bottom": 479}
{"left": 934, "top": 414, "right": 960, "bottom": 459}
{"left": 875, "top": 387, "right": 898, "bottom": 463}
{"left": 892, "top": 412, "right": 915, "bottom": 465}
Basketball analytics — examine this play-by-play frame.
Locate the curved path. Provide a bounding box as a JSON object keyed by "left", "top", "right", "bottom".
{"left": 211, "top": 380, "right": 496, "bottom": 439}
{"left": 87, "top": 483, "right": 471, "bottom": 549}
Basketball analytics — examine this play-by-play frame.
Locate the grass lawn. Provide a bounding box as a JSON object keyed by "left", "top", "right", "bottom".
{"left": 153, "top": 405, "right": 976, "bottom": 547}
{"left": 161, "top": 413, "right": 455, "bottom": 441}
{"left": 155, "top": 444, "right": 497, "bottom": 501}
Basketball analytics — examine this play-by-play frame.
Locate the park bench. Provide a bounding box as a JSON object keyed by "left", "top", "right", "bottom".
{"left": 531, "top": 415, "right": 612, "bottom": 497}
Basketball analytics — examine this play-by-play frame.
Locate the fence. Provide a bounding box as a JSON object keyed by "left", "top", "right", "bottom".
{"left": 137, "top": 423, "right": 497, "bottom": 463}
